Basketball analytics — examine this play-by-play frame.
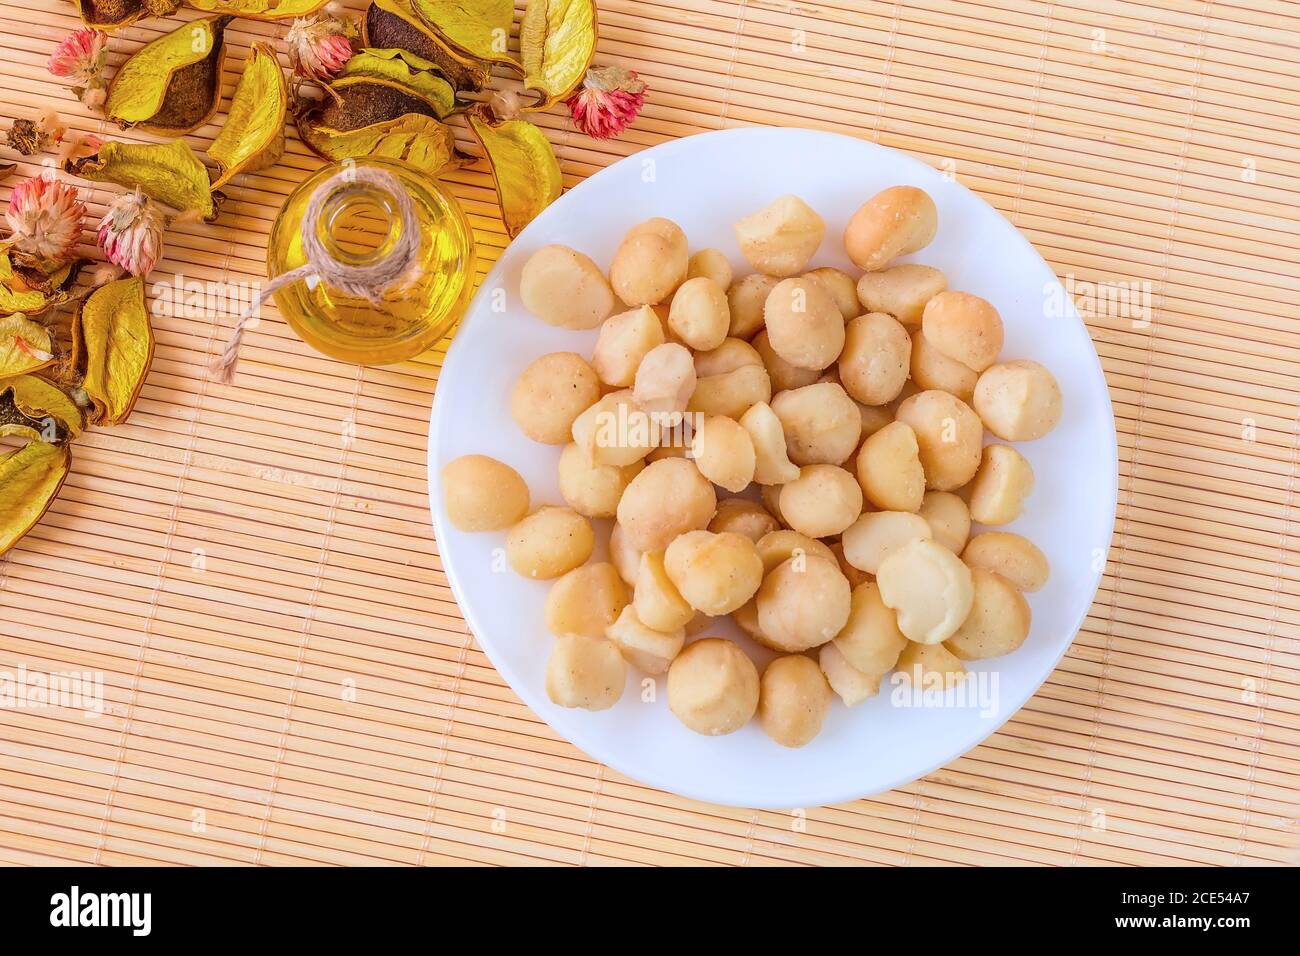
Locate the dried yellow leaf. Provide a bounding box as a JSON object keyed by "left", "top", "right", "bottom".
{"left": 520, "top": 0, "right": 597, "bottom": 105}
{"left": 0, "top": 375, "right": 83, "bottom": 440}
{"left": 297, "top": 110, "right": 469, "bottom": 180}
{"left": 76, "top": 0, "right": 179, "bottom": 29}
{"left": 410, "top": 0, "right": 516, "bottom": 64}
{"left": 0, "top": 254, "right": 82, "bottom": 317}
{"left": 65, "top": 140, "right": 217, "bottom": 221}
{"left": 0, "top": 439, "right": 70, "bottom": 556}
{"left": 335, "top": 48, "right": 456, "bottom": 117}
{"left": 467, "top": 105, "right": 562, "bottom": 238}
{"left": 74, "top": 277, "right": 153, "bottom": 425}
{"left": 363, "top": 0, "right": 492, "bottom": 91}
{"left": 0, "top": 313, "right": 55, "bottom": 378}
{"left": 186, "top": 0, "right": 327, "bottom": 19}
{"left": 208, "top": 43, "right": 288, "bottom": 190}
{"left": 106, "top": 16, "right": 231, "bottom": 135}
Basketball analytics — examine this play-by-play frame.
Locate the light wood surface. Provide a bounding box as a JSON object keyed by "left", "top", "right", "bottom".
{"left": 0, "top": 0, "right": 1297, "bottom": 866}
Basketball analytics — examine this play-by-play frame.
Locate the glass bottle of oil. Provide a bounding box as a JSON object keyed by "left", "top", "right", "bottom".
{"left": 267, "top": 157, "right": 476, "bottom": 366}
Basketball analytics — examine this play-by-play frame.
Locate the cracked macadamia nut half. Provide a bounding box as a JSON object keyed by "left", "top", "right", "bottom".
{"left": 592, "top": 306, "right": 665, "bottom": 387}
{"left": 664, "top": 530, "right": 764, "bottom": 616}
{"left": 819, "top": 641, "right": 882, "bottom": 706}
{"left": 546, "top": 633, "right": 626, "bottom": 710}
{"left": 605, "top": 605, "right": 685, "bottom": 675}
{"left": 843, "top": 185, "right": 938, "bottom": 271}
{"left": 759, "top": 654, "right": 832, "bottom": 748}
{"left": 726, "top": 273, "right": 779, "bottom": 339}
{"left": 973, "top": 359, "right": 1063, "bottom": 441}
{"left": 634, "top": 551, "right": 696, "bottom": 632}
{"left": 668, "top": 638, "right": 760, "bottom": 735}
{"left": 690, "top": 415, "right": 757, "bottom": 493}
{"left": 763, "top": 276, "right": 845, "bottom": 371}
{"left": 833, "top": 581, "right": 908, "bottom": 677}
{"left": 633, "top": 342, "right": 696, "bottom": 415}
{"left": 855, "top": 420, "right": 925, "bottom": 512}
{"left": 616, "top": 458, "right": 717, "bottom": 552}
{"left": 755, "top": 554, "right": 852, "bottom": 652}
{"left": 968, "top": 444, "right": 1035, "bottom": 525}
{"left": 841, "top": 510, "right": 932, "bottom": 575}
{"left": 687, "top": 248, "right": 734, "bottom": 288}
{"left": 442, "top": 455, "right": 529, "bottom": 532}
{"left": 519, "top": 244, "right": 615, "bottom": 330}
{"left": 734, "top": 195, "right": 826, "bottom": 277}
{"left": 511, "top": 352, "right": 602, "bottom": 445}
{"left": 739, "top": 401, "right": 801, "bottom": 485}
{"left": 609, "top": 218, "right": 689, "bottom": 305}
{"left": 875, "top": 538, "right": 974, "bottom": 645}
{"left": 918, "top": 490, "right": 971, "bottom": 553}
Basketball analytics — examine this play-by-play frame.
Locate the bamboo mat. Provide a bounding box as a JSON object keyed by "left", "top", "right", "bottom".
{"left": 0, "top": 0, "right": 1296, "bottom": 868}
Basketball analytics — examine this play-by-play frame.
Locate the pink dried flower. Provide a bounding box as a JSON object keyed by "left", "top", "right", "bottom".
{"left": 5, "top": 175, "right": 86, "bottom": 271}
{"left": 286, "top": 14, "right": 355, "bottom": 83}
{"left": 97, "top": 189, "right": 165, "bottom": 277}
{"left": 566, "top": 65, "right": 647, "bottom": 140}
{"left": 48, "top": 27, "right": 109, "bottom": 107}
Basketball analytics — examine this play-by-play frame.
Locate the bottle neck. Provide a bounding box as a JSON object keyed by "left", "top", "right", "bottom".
{"left": 314, "top": 180, "right": 405, "bottom": 268}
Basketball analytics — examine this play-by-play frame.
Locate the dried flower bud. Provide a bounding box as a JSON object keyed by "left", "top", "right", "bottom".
{"left": 48, "top": 27, "right": 109, "bottom": 107}
{"left": 566, "top": 65, "right": 647, "bottom": 140}
{"left": 5, "top": 117, "right": 61, "bottom": 156}
{"left": 286, "top": 14, "right": 355, "bottom": 84}
{"left": 4, "top": 175, "right": 85, "bottom": 272}
{"left": 97, "top": 189, "right": 165, "bottom": 278}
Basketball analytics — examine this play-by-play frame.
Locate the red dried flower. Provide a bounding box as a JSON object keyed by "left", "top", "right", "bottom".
{"left": 566, "top": 66, "right": 647, "bottom": 140}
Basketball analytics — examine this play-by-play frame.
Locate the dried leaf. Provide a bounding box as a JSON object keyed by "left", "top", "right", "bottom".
{"left": 335, "top": 48, "right": 456, "bottom": 117}
{"left": 73, "top": 276, "right": 153, "bottom": 425}
{"left": 0, "top": 253, "right": 83, "bottom": 317}
{"left": 0, "top": 163, "right": 14, "bottom": 181}
{"left": 65, "top": 140, "right": 217, "bottom": 221}
{"left": 297, "top": 109, "right": 468, "bottom": 179}
{"left": 411, "top": 0, "right": 515, "bottom": 64}
{"left": 0, "top": 440, "right": 70, "bottom": 556}
{"left": 208, "top": 42, "right": 287, "bottom": 189}
{"left": 78, "top": 0, "right": 320, "bottom": 29}
{"left": 0, "top": 375, "right": 83, "bottom": 440}
{"left": 520, "top": 0, "right": 597, "bottom": 106}
{"left": 0, "top": 313, "right": 55, "bottom": 377}
{"left": 363, "top": 0, "right": 491, "bottom": 91}
{"left": 106, "top": 16, "right": 231, "bottom": 135}
{"left": 467, "top": 105, "right": 561, "bottom": 238}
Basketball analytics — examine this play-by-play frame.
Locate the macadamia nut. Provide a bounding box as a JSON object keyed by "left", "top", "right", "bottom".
{"left": 968, "top": 444, "right": 1034, "bottom": 525}
{"left": 668, "top": 638, "right": 759, "bottom": 735}
{"left": 606, "top": 605, "right": 685, "bottom": 674}
{"left": 779, "top": 464, "right": 863, "bottom": 538}
{"left": 962, "top": 532, "right": 1049, "bottom": 592}
{"left": 921, "top": 291, "right": 1004, "bottom": 372}
{"left": 855, "top": 420, "right": 925, "bottom": 512}
{"left": 763, "top": 277, "right": 845, "bottom": 371}
{"left": 708, "top": 498, "right": 779, "bottom": 542}
{"left": 691, "top": 415, "right": 757, "bottom": 492}
{"left": 893, "top": 390, "right": 983, "bottom": 491}
{"left": 506, "top": 506, "right": 594, "bottom": 579}
{"left": 739, "top": 401, "right": 801, "bottom": 485}
{"left": 944, "top": 567, "right": 1031, "bottom": 660}
{"left": 755, "top": 530, "right": 836, "bottom": 574}
{"left": 688, "top": 364, "right": 772, "bottom": 420}
{"left": 608, "top": 522, "right": 643, "bottom": 586}
{"left": 973, "top": 359, "right": 1063, "bottom": 441}
{"left": 843, "top": 185, "right": 938, "bottom": 271}
{"left": 804, "top": 267, "right": 859, "bottom": 320}
{"left": 856, "top": 263, "right": 947, "bottom": 329}
{"left": 546, "top": 633, "right": 626, "bottom": 710}
{"left": 571, "top": 390, "right": 655, "bottom": 467}
{"left": 520, "top": 244, "right": 615, "bottom": 330}
{"left": 753, "top": 329, "right": 821, "bottom": 392}
{"left": 841, "top": 510, "right": 932, "bottom": 575}
{"left": 634, "top": 551, "right": 695, "bottom": 631}
{"left": 687, "top": 248, "right": 734, "bottom": 288}
{"left": 911, "top": 331, "right": 978, "bottom": 401}
{"left": 616, "top": 458, "right": 717, "bottom": 552}
{"left": 633, "top": 342, "right": 696, "bottom": 415}
{"left": 838, "top": 312, "right": 911, "bottom": 406}
{"left": 545, "top": 563, "right": 629, "bottom": 639}
{"left": 734, "top": 195, "right": 826, "bottom": 277}
{"left": 833, "top": 581, "right": 907, "bottom": 676}
{"left": 609, "top": 218, "right": 689, "bottom": 305}
{"left": 759, "top": 654, "right": 832, "bottom": 747}
{"left": 726, "top": 274, "right": 779, "bottom": 338}
{"left": 819, "top": 641, "right": 881, "bottom": 706}
{"left": 755, "top": 555, "right": 852, "bottom": 652}
{"left": 770, "top": 382, "right": 862, "bottom": 466}
{"left": 664, "top": 530, "right": 764, "bottom": 615}
{"left": 918, "top": 491, "right": 971, "bottom": 553}
{"left": 442, "top": 455, "right": 529, "bottom": 532}
{"left": 558, "top": 443, "right": 643, "bottom": 519}
{"left": 592, "top": 306, "right": 665, "bottom": 387}
{"left": 895, "top": 640, "right": 967, "bottom": 689}
{"left": 875, "top": 539, "right": 974, "bottom": 645}
{"left": 511, "top": 352, "right": 602, "bottom": 444}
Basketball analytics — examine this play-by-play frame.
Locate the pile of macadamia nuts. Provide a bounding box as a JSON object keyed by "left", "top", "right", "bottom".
{"left": 441, "top": 184, "right": 1061, "bottom": 749}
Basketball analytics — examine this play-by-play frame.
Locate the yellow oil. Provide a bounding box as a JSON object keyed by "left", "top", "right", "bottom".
{"left": 267, "top": 158, "right": 476, "bottom": 366}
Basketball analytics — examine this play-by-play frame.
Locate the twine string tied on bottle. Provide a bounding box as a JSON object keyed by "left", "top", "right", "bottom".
{"left": 212, "top": 166, "right": 420, "bottom": 383}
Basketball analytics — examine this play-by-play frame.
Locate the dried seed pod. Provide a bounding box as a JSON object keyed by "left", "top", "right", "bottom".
{"left": 0, "top": 254, "right": 86, "bottom": 318}
{"left": 0, "top": 313, "right": 56, "bottom": 378}
{"left": 106, "top": 16, "right": 232, "bottom": 136}
{"left": 332, "top": 49, "right": 456, "bottom": 117}
{"left": 66, "top": 139, "right": 217, "bottom": 222}
{"left": 0, "top": 440, "right": 71, "bottom": 556}
{"left": 208, "top": 43, "right": 288, "bottom": 189}
{"left": 362, "top": 0, "right": 491, "bottom": 91}
{"left": 520, "top": 0, "right": 598, "bottom": 106}
{"left": 71, "top": 277, "right": 153, "bottom": 425}
{"left": 0, "top": 376, "right": 83, "bottom": 440}
{"left": 410, "top": 0, "right": 515, "bottom": 63}
{"left": 466, "top": 104, "right": 562, "bottom": 238}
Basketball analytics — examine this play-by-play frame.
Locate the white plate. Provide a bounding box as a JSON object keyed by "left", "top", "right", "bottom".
{"left": 428, "top": 127, "right": 1117, "bottom": 809}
